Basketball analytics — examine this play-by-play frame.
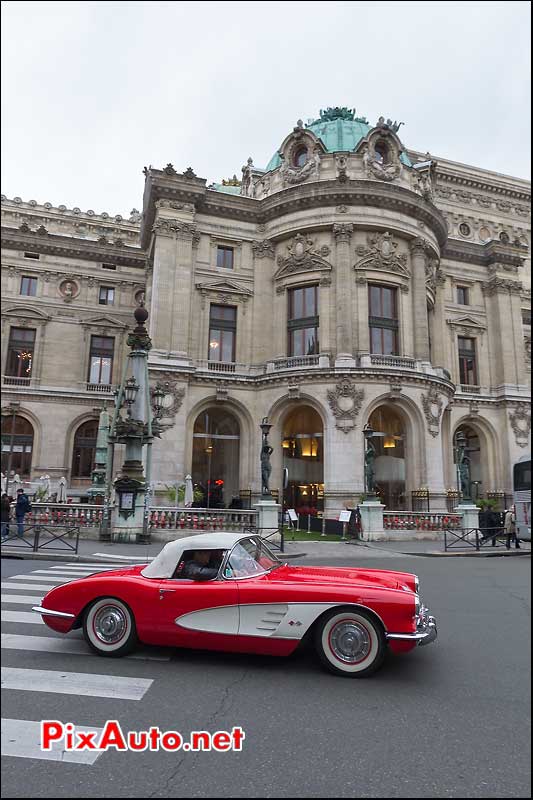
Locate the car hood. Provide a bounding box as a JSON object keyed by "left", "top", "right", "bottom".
{"left": 266, "top": 564, "right": 415, "bottom": 591}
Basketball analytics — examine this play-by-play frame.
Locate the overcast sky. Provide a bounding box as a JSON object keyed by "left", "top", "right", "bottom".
{"left": 1, "top": 0, "right": 531, "bottom": 216}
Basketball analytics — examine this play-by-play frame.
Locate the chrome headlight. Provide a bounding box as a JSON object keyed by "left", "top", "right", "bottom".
{"left": 414, "top": 593, "right": 420, "bottom": 621}
{"left": 414, "top": 575, "right": 420, "bottom": 595}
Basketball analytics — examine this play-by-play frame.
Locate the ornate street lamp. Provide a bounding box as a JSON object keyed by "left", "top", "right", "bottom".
{"left": 151, "top": 386, "right": 165, "bottom": 416}
{"left": 260, "top": 417, "right": 273, "bottom": 496}
{"left": 363, "top": 422, "right": 377, "bottom": 499}
{"left": 454, "top": 429, "right": 470, "bottom": 500}
{"left": 123, "top": 376, "right": 140, "bottom": 413}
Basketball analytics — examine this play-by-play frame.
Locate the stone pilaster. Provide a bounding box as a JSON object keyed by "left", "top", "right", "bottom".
{"left": 409, "top": 238, "right": 431, "bottom": 362}
{"left": 333, "top": 223, "right": 354, "bottom": 364}
{"left": 482, "top": 278, "right": 525, "bottom": 386}
{"left": 355, "top": 275, "right": 370, "bottom": 355}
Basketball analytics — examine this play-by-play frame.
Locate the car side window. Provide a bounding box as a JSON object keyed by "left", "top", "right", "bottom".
{"left": 171, "top": 549, "right": 226, "bottom": 580}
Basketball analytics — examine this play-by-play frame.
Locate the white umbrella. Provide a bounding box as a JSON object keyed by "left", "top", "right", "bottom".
{"left": 184, "top": 475, "right": 194, "bottom": 508}
{"left": 12, "top": 474, "right": 22, "bottom": 494}
{"left": 57, "top": 477, "right": 68, "bottom": 503}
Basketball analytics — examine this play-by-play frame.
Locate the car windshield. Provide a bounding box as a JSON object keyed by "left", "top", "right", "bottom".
{"left": 225, "top": 537, "right": 282, "bottom": 579}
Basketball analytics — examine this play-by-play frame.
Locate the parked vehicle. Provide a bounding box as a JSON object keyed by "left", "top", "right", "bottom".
{"left": 33, "top": 533, "right": 437, "bottom": 677}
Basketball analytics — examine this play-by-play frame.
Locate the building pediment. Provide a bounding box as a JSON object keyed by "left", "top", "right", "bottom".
{"left": 447, "top": 314, "right": 487, "bottom": 334}
{"left": 354, "top": 231, "right": 410, "bottom": 278}
{"left": 274, "top": 233, "right": 332, "bottom": 280}
{"left": 2, "top": 305, "right": 51, "bottom": 322}
{"left": 195, "top": 279, "right": 253, "bottom": 297}
{"left": 81, "top": 314, "right": 128, "bottom": 329}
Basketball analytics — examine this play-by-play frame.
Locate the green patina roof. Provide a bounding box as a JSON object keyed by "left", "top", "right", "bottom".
{"left": 265, "top": 108, "right": 412, "bottom": 171}
{"left": 209, "top": 183, "right": 242, "bottom": 195}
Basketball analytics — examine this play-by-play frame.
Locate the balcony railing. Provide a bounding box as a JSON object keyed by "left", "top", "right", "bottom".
{"left": 370, "top": 354, "right": 416, "bottom": 369}
{"left": 459, "top": 384, "right": 481, "bottom": 394}
{"left": 271, "top": 354, "right": 323, "bottom": 370}
{"left": 2, "top": 375, "right": 33, "bottom": 387}
{"left": 383, "top": 511, "right": 462, "bottom": 531}
{"left": 86, "top": 382, "right": 115, "bottom": 393}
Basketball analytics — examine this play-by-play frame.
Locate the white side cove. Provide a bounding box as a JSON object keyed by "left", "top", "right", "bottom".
{"left": 175, "top": 603, "right": 341, "bottom": 639}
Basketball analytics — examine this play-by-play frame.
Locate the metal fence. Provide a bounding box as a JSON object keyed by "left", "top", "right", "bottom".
{"left": 383, "top": 511, "right": 462, "bottom": 531}
{"left": 1, "top": 523, "right": 80, "bottom": 553}
{"left": 444, "top": 527, "right": 515, "bottom": 552}
{"left": 148, "top": 507, "right": 258, "bottom": 532}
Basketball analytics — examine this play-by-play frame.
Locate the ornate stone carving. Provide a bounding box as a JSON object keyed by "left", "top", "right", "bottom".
{"left": 509, "top": 406, "right": 531, "bottom": 448}
{"left": 19, "top": 222, "right": 31, "bottom": 233}
{"left": 252, "top": 239, "right": 275, "bottom": 259}
{"left": 335, "top": 154, "right": 349, "bottom": 183}
{"left": 150, "top": 373, "right": 185, "bottom": 428}
{"left": 275, "top": 233, "right": 332, "bottom": 279}
{"left": 327, "top": 379, "right": 364, "bottom": 434}
{"left": 421, "top": 387, "right": 445, "bottom": 438}
{"left": 363, "top": 141, "right": 401, "bottom": 182}
{"left": 287, "top": 384, "right": 301, "bottom": 400}
{"left": 333, "top": 223, "right": 354, "bottom": 243}
{"left": 524, "top": 335, "right": 531, "bottom": 364}
{"left": 163, "top": 163, "right": 177, "bottom": 175}
{"left": 129, "top": 209, "right": 142, "bottom": 223}
{"left": 59, "top": 279, "right": 79, "bottom": 302}
{"left": 336, "top": 205, "right": 348, "bottom": 213}
{"left": 36, "top": 225, "right": 48, "bottom": 235}
{"left": 155, "top": 199, "right": 194, "bottom": 211}
{"left": 410, "top": 161, "right": 436, "bottom": 202}
{"left": 215, "top": 386, "right": 229, "bottom": 402}
{"left": 152, "top": 219, "right": 197, "bottom": 240}
{"left": 355, "top": 275, "right": 368, "bottom": 285}
{"left": 482, "top": 278, "right": 523, "bottom": 296}
{"left": 182, "top": 167, "right": 197, "bottom": 179}
{"left": 279, "top": 148, "right": 320, "bottom": 186}
{"left": 355, "top": 231, "right": 410, "bottom": 277}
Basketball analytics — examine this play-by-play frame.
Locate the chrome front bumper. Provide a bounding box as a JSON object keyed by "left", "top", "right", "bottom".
{"left": 32, "top": 606, "right": 75, "bottom": 619}
{"left": 386, "top": 605, "right": 438, "bottom": 647}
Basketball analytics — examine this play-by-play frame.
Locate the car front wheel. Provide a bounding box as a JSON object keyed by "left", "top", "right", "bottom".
{"left": 83, "top": 597, "right": 137, "bottom": 657}
{"left": 314, "top": 608, "right": 386, "bottom": 677}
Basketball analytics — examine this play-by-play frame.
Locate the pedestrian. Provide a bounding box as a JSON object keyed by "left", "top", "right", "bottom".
{"left": 504, "top": 505, "right": 519, "bottom": 550}
{"left": 1, "top": 493, "right": 11, "bottom": 540}
{"left": 15, "top": 488, "right": 31, "bottom": 537}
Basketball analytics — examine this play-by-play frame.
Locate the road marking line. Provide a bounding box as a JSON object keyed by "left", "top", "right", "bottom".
{"left": 4, "top": 575, "right": 72, "bottom": 584}
{"left": 1, "top": 582, "right": 57, "bottom": 592}
{"left": 1, "top": 718, "right": 103, "bottom": 764}
{"left": 1, "top": 610, "right": 44, "bottom": 625}
{"left": 1, "top": 633, "right": 171, "bottom": 661}
{"left": 48, "top": 566, "right": 120, "bottom": 571}
{"left": 91, "top": 553, "right": 154, "bottom": 561}
{"left": 1, "top": 595, "right": 43, "bottom": 606}
{"left": 1, "top": 667, "right": 153, "bottom": 700}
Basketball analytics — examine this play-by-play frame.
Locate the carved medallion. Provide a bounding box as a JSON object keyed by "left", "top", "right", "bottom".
{"left": 150, "top": 374, "right": 185, "bottom": 429}
{"left": 354, "top": 231, "right": 410, "bottom": 277}
{"left": 509, "top": 406, "right": 531, "bottom": 448}
{"left": 421, "top": 387, "right": 444, "bottom": 438}
{"left": 275, "top": 233, "right": 332, "bottom": 279}
{"left": 327, "top": 379, "right": 364, "bottom": 434}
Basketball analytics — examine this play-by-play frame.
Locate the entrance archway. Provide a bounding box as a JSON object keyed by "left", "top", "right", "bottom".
{"left": 192, "top": 408, "right": 240, "bottom": 508}
{"left": 368, "top": 406, "right": 406, "bottom": 509}
{"left": 1, "top": 415, "right": 34, "bottom": 478}
{"left": 282, "top": 406, "right": 324, "bottom": 513}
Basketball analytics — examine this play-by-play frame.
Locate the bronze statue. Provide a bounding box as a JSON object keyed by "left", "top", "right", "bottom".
{"left": 364, "top": 441, "right": 376, "bottom": 494}
{"left": 261, "top": 442, "right": 274, "bottom": 496}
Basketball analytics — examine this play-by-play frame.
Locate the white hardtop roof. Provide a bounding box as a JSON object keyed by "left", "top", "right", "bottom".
{"left": 141, "top": 532, "right": 252, "bottom": 579}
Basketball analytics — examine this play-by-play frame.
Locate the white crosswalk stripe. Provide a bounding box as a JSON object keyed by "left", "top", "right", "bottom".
{"left": 91, "top": 553, "right": 154, "bottom": 562}
{"left": 48, "top": 565, "right": 122, "bottom": 571}
{"left": 2, "top": 610, "right": 45, "bottom": 624}
{"left": 5, "top": 574, "right": 74, "bottom": 583}
{"left": 1, "top": 582, "right": 57, "bottom": 592}
{"left": 1, "top": 667, "right": 154, "bottom": 700}
{"left": 1, "top": 633, "right": 171, "bottom": 661}
{"left": 1, "top": 595, "right": 44, "bottom": 606}
{"left": 1, "top": 719, "right": 104, "bottom": 764}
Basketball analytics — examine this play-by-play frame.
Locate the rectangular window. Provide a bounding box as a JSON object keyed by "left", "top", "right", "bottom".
{"left": 209, "top": 305, "right": 236, "bottom": 362}
{"left": 458, "top": 337, "right": 478, "bottom": 385}
{"left": 216, "top": 246, "right": 234, "bottom": 269}
{"left": 102, "top": 263, "right": 117, "bottom": 271}
{"left": 522, "top": 309, "right": 531, "bottom": 327}
{"left": 98, "top": 286, "right": 115, "bottom": 305}
{"left": 6, "top": 327, "right": 36, "bottom": 378}
{"left": 88, "top": 336, "right": 114, "bottom": 384}
{"left": 23, "top": 252, "right": 40, "bottom": 260}
{"left": 368, "top": 285, "right": 399, "bottom": 355}
{"left": 457, "top": 286, "right": 469, "bottom": 305}
{"left": 288, "top": 285, "right": 319, "bottom": 356}
{"left": 20, "top": 276, "right": 37, "bottom": 296}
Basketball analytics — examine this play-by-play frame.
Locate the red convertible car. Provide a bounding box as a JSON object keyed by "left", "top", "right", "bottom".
{"left": 33, "top": 533, "right": 437, "bottom": 677}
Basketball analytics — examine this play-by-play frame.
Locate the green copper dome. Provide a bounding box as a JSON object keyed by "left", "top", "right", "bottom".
{"left": 265, "top": 108, "right": 412, "bottom": 171}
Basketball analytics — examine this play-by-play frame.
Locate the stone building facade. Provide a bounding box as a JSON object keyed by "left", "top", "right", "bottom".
{"left": 1, "top": 108, "right": 531, "bottom": 513}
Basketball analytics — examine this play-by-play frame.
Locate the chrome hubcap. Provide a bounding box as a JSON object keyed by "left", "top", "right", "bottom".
{"left": 93, "top": 605, "right": 127, "bottom": 644}
{"left": 330, "top": 620, "right": 371, "bottom": 663}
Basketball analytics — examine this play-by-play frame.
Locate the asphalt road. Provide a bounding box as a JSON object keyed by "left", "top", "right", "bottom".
{"left": 1, "top": 553, "right": 531, "bottom": 798}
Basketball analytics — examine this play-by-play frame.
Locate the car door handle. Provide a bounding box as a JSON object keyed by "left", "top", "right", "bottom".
{"left": 159, "top": 588, "right": 176, "bottom": 598}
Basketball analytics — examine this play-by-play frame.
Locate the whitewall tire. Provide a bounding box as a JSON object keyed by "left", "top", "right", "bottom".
{"left": 83, "top": 597, "right": 137, "bottom": 657}
{"left": 314, "top": 608, "right": 386, "bottom": 677}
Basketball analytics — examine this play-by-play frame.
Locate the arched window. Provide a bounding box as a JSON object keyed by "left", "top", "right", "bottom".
{"left": 1, "top": 416, "right": 34, "bottom": 477}
{"left": 368, "top": 406, "right": 406, "bottom": 510}
{"left": 282, "top": 406, "right": 324, "bottom": 513}
{"left": 71, "top": 420, "right": 98, "bottom": 478}
{"left": 374, "top": 142, "right": 389, "bottom": 164}
{"left": 192, "top": 408, "right": 240, "bottom": 508}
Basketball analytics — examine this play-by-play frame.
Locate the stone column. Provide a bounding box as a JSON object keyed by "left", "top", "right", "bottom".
{"left": 170, "top": 224, "right": 198, "bottom": 358}
{"left": 409, "top": 238, "right": 431, "bottom": 363}
{"left": 252, "top": 240, "right": 276, "bottom": 363}
{"left": 482, "top": 278, "right": 525, "bottom": 386}
{"left": 430, "top": 273, "right": 447, "bottom": 368}
{"left": 333, "top": 223, "right": 356, "bottom": 367}
{"left": 355, "top": 275, "right": 370, "bottom": 357}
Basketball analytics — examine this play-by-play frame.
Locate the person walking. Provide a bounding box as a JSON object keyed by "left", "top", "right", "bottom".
{"left": 1, "top": 493, "right": 11, "bottom": 540}
{"left": 15, "top": 488, "right": 31, "bottom": 537}
{"left": 504, "top": 505, "right": 519, "bottom": 550}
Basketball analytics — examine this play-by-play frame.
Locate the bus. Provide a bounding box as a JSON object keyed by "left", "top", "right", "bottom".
{"left": 513, "top": 454, "right": 531, "bottom": 542}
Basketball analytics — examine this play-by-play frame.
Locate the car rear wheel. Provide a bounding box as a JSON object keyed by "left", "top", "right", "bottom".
{"left": 83, "top": 597, "right": 137, "bottom": 657}
{"left": 314, "top": 608, "right": 386, "bottom": 677}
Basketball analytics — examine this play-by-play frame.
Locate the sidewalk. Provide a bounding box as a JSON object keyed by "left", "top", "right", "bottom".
{"left": 0, "top": 534, "right": 530, "bottom": 562}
